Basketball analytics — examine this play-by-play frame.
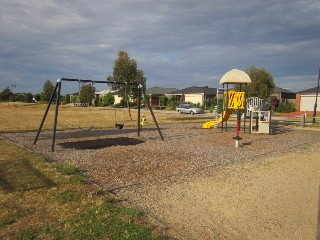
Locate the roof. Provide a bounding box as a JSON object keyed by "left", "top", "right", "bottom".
{"left": 95, "top": 89, "right": 111, "bottom": 95}
{"left": 220, "top": 69, "right": 251, "bottom": 84}
{"left": 169, "top": 86, "right": 217, "bottom": 95}
{"left": 297, "top": 86, "right": 319, "bottom": 94}
{"left": 146, "top": 86, "right": 179, "bottom": 95}
{"left": 273, "top": 86, "right": 295, "bottom": 94}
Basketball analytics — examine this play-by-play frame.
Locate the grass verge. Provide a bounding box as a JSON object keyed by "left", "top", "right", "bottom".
{"left": 0, "top": 139, "right": 169, "bottom": 239}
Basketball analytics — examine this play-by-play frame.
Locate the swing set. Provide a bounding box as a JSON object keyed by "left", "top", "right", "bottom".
{"left": 33, "top": 78, "right": 164, "bottom": 151}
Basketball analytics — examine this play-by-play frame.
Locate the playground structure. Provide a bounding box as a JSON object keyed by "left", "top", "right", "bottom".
{"left": 33, "top": 78, "right": 164, "bottom": 151}
{"left": 202, "top": 69, "right": 272, "bottom": 146}
{"left": 202, "top": 68, "right": 249, "bottom": 128}
{"left": 201, "top": 69, "right": 251, "bottom": 147}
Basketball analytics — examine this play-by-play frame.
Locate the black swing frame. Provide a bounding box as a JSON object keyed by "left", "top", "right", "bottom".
{"left": 33, "top": 78, "right": 164, "bottom": 151}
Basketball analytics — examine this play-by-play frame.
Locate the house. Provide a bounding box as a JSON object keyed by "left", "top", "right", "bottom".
{"left": 95, "top": 89, "right": 122, "bottom": 104}
{"left": 146, "top": 86, "right": 179, "bottom": 109}
{"left": 295, "top": 87, "right": 320, "bottom": 111}
{"left": 270, "top": 86, "right": 296, "bottom": 103}
{"left": 167, "top": 86, "right": 218, "bottom": 106}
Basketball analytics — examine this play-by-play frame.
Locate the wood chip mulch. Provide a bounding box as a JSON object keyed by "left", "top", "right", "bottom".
{"left": 2, "top": 123, "right": 319, "bottom": 190}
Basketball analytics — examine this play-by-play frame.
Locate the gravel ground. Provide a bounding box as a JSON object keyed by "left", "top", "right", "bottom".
{"left": 1, "top": 123, "right": 320, "bottom": 191}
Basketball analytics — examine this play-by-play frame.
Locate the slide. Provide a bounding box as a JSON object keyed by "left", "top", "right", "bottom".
{"left": 218, "top": 110, "right": 233, "bottom": 123}
{"left": 202, "top": 120, "right": 215, "bottom": 129}
{"left": 202, "top": 110, "right": 233, "bottom": 129}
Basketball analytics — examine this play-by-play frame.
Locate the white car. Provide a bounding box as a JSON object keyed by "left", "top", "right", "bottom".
{"left": 176, "top": 103, "right": 202, "bottom": 114}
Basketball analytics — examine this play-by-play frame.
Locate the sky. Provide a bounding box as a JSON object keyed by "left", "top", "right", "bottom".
{"left": 0, "top": 0, "right": 319, "bottom": 94}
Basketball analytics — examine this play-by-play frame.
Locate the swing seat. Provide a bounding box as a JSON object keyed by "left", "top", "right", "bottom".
{"left": 115, "top": 123, "right": 124, "bottom": 129}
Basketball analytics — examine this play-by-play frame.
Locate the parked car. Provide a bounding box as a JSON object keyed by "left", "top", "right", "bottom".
{"left": 176, "top": 102, "right": 202, "bottom": 114}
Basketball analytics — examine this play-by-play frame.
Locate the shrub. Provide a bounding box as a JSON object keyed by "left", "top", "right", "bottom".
{"left": 276, "top": 102, "right": 296, "bottom": 113}
{"left": 159, "top": 95, "right": 168, "bottom": 106}
{"left": 166, "top": 97, "right": 178, "bottom": 110}
{"left": 269, "top": 96, "right": 279, "bottom": 110}
{"left": 103, "top": 92, "right": 115, "bottom": 106}
{"left": 206, "top": 97, "right": 223, "bottom": 112}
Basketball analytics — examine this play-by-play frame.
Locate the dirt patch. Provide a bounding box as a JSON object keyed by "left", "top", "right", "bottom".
{"left": 116, "top": 141, "right": 320, "bottom": 239}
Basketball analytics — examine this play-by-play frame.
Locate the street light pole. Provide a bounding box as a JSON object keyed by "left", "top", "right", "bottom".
{"left": 313, "top": 68, "right": 320, "bottom": 123}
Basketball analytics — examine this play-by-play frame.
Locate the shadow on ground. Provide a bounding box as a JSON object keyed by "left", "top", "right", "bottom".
{"left": 54, "top": 128, "right": 158, "bottom": 139}
{"left": 58, "top": 137, "right": 145, "bottom": 149}
{"left": 0, "top": 159, "right": 55, "bottom": 192}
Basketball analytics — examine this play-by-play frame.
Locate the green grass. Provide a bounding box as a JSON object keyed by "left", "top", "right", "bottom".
{"left": 0, "top": 139, "right": 169, "bottom": 239}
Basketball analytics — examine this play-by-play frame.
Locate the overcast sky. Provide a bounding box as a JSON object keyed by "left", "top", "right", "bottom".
{"left": 1, "top": 0, "right": 319, "bottom": 94}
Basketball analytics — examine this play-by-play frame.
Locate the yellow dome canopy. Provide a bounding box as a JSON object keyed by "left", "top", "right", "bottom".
{"left": 220, "top": 69, "right": 251, "bottom": 84}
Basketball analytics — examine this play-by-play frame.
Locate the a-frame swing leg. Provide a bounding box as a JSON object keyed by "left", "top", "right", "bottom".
{"left": 143, "top": 92, "right": 164, "bottom": 141}
{"left": 33, "top": 82, "right": 59, "bottom": 145}
{"left": 51, "top": 80, "right": 62, "bottom": 151}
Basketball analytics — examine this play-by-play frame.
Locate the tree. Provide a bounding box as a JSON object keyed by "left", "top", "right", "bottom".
{"left": 34, "top": 93, "right": 41, "bottom": 102}
{"left": 72, "top": 94, "right": 78, "bottom": 104}
{"left": 246, "top": 66, "right": 275, "bottom": 99}
{"left": 25, "top": 92, "right": 33, "bottom": 103}
{"left": 102, "top": 92, "right": 115, "bottom": 106}
{"left": 65, "top": 94, "right": 71, "bottom": 104}
{"left": 108, "top": 50, "right": 146, "bottom": 96}
{"left": 41, "top": 80, "right": 54, "bottom": 102}
{"left": 79, "top": 84, "right": 95, "bottom": 105}
{"left": 14, "top": 92, "right": 33, "bottom": 102}
{"left": 0, "top": 87, "right": 13, "bottom": 101}
{"left": 107, "top": 50, "right": 147, "bottom": 118}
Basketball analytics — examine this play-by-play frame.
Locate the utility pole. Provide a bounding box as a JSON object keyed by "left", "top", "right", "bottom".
{"left": 313, "top": 68, "right": 320, "bottom": 123}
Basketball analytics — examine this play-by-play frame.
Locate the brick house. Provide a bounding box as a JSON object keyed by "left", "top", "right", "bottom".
{"left": 295, "top": 87, "right": 320, "bottom": 111}
{"left": 270, "top": 86, "right": 296, "bottom": 103}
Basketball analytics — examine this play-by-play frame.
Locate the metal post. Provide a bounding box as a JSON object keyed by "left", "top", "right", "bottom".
{"left": 225, "top": 84, "right": 229, "bottom": 131}
{"left": 313, "top": 68, "right": 320, "bottom": 123}
{"left": 143, "top": 92, "right": 164, "bottom": 141}
{"left": 243, "top": 110, "right": 246, "bottom": 133}
{"left": 33, "top": 82, "right": 59, "bottom": 145}
{"left": 249, "top": 110, "right": 252, "bottom": 134}
{"left": 269, "top": 111, "right": 272, "bottom": 134}
{"left": 301, "top": 114, "right": 306, "bottom": 128}
{"left": 221, "top": 84, "right": 225, "bottom": 130}
{"left": 233, "top": 108, "right": 242, "bottom": 147}
{"left": 137, "top": 85, "right": 141, "bottom": 136}
{"left": 51, "top": 79, "right": 61, "bottom": 151}
{"left": 243, "top": 84, "right": 247, "bottom": 133}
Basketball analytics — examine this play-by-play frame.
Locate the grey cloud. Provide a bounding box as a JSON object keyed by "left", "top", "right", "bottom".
{"left": 0, "top": 0, "right": 319, "bottom": 93}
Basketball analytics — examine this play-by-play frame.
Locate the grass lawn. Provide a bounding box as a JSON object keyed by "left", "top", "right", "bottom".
{"left": 0, "top": 138, "right": 169, "bottom": 239}
{"left": 0, "top": 102, "right": 214, "bottom": 132}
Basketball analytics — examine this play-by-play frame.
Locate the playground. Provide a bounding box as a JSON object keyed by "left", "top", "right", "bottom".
{"left": 2, "top": 70, "right": 320, "bottom": 238}
{"left": 2, "top": 121, "right": 320, "bottom": 239}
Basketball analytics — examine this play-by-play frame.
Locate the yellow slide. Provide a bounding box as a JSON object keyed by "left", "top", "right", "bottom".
{"left": 202, "top": 120, "right": 215, "bottom": 129}
{"left": 218, "top": 110, "right": 233, "bottom": 123}
{"left": 202, "top": 110, "right": 233, "bottom": 129}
